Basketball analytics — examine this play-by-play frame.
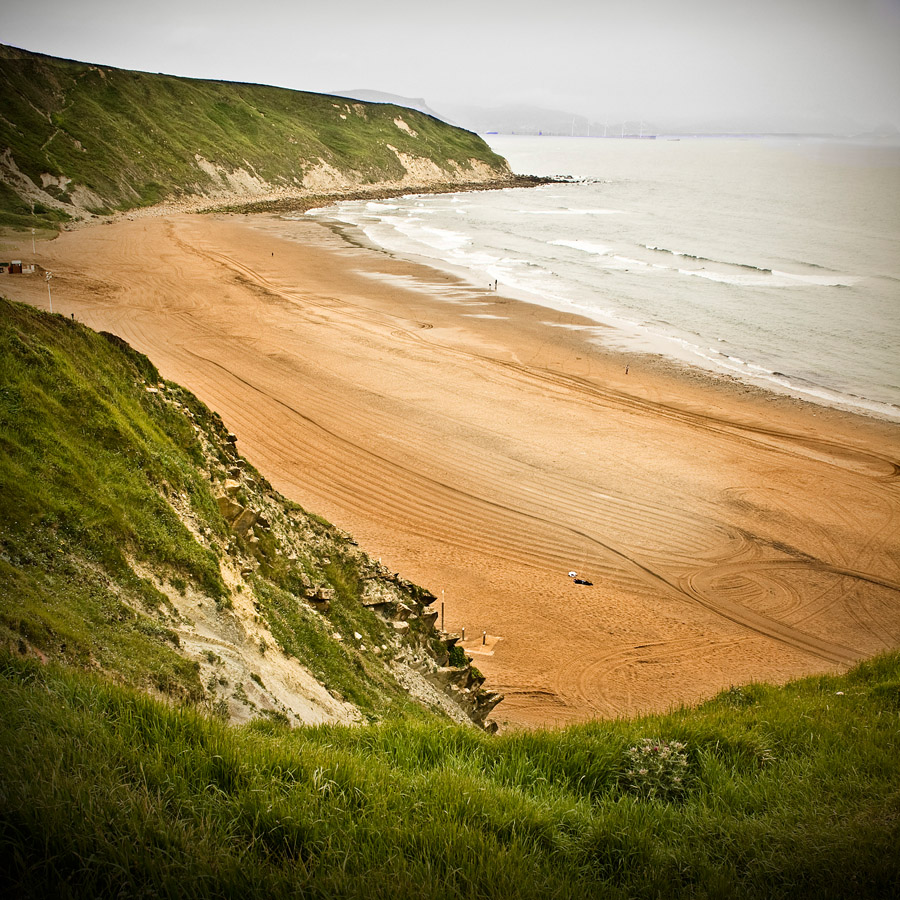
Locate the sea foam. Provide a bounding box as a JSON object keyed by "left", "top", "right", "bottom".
{"left": 311, "top": 135, "right": 900, "bottom": 420}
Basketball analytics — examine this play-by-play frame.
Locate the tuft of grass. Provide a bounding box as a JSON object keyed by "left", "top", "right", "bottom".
{"left": 448, "top": 643, "right": 468, "bottom": 667}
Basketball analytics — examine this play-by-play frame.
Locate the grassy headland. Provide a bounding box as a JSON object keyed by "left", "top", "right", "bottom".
{"left": 1, "top": 304, "right": 898, "bottom": 897}
{"left": 0, "top": 44, "right": 514, "bottom": 230}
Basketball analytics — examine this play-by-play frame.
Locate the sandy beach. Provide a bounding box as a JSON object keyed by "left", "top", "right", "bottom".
{"left": 4, "top": 212, "right": 899, "bottom": 728}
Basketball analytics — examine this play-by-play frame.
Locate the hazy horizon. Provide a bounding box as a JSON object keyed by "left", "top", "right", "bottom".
{"left": 2, "top": 0, "right": 899, "bottom": 133}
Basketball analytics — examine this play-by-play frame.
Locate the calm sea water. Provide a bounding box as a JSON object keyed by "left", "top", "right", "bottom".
{"left": 309, "top": 135, "right": 900, "bottom": 420}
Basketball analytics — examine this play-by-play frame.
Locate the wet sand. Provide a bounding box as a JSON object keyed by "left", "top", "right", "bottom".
{"left": 4, "top": 212, "right": 899, "bottom": 728}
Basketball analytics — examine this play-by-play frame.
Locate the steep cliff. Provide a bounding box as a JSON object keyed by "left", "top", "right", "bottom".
{"left": 0, "top": 298, "right": 501, "bottom": 728}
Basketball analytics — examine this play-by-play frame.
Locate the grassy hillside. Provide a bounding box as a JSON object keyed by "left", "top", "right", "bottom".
{"left": 2, "top": 649, "right": 898, "bottom": 897}
{"left": 1, "top": 301, "right": 898, "bottom": 896}
{"left": 0, "top": 298, "right": 498, "bottom": 727}
{"left": 0, "top": 44, "right": 512, "bottom": 230}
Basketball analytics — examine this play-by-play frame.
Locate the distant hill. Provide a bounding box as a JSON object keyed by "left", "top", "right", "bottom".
{"left": 0, "top": 45, "right": 512, "bottom": 230}
{"left": 332, "top": 89, "right": 448, "bottom": 123}
{"left": 436, "top": 102, "right": 632, "bottom": 137}
{"left": 438, "top": 102, "right": 593, "bottom": 136}
{"left": 436, "top": 101, "right": 878, "bottom": 139}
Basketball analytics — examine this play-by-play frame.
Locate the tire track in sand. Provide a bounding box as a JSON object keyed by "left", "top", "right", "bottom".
{"left": 183, "top": 344, "right": 866, "bottom": 669}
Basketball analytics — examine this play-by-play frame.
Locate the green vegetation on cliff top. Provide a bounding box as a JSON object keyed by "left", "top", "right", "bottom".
{"left": 0, "top": 297, "right": 476, "bottom": 722}
{"left": 0, "top": 298, "right": 223, "bottom": 695}
{"left": 0, "top": 44, "right": 511, "bottom": 229}
{"left": 1, "top": 299, "right": 898, "bottom": 897}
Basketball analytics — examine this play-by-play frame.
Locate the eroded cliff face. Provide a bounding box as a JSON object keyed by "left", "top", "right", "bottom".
{"left": 152, "top": 381, "right": 503, "bottom": 729}
{"left": 0, "top": 299, "right": 502, "bottom": 730}
{"left": 122, "top": 381, "right": 504, "bottom": 729}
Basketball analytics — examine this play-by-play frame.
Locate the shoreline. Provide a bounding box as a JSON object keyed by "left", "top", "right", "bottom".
{"left": 204, "top": 174, "right": 554, "bottom": 216}
{"left": 312, "top": 209, "right": 900, "bottom": 433}
{"left": 30, "top": 174, "right": 554, "bottom": 235}
{"left": 37, "top": 171, "right": 899, "bottom": 424}
{"left": 307, "top": 196, "right": 900, "bottom": 427}
{"left": 2, "top": 210, "right": 898, "bottom": 729}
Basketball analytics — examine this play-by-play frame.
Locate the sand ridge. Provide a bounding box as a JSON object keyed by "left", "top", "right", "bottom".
{"left": 5, "top": 212, "right": 899, "bottom": 728}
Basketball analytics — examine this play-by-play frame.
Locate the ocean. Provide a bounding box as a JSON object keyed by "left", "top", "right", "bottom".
{"left": 307, "top": 135, "right": 900, "bottom": 420}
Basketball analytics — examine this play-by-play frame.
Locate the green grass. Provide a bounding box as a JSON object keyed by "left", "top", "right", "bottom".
{"left": 0, "top": 44, "right": 511, "bottom": 230}
{"left": 0, "top": 298, "right": 464, "bottom": 718}
{"left": 0, "top": 298, "right": 227, "bottom": 697}
{"left": 1, "top": 651, "right": 897, "bottom": 898}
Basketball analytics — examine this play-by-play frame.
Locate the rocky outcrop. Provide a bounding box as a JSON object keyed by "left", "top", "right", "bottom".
{"left": 357, "top": 570, "right": 504, "bottom": 730}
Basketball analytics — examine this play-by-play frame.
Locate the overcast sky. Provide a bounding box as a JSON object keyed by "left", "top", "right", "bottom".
{"left": 2, "top": 0, "right": 899, "bottom": 130}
